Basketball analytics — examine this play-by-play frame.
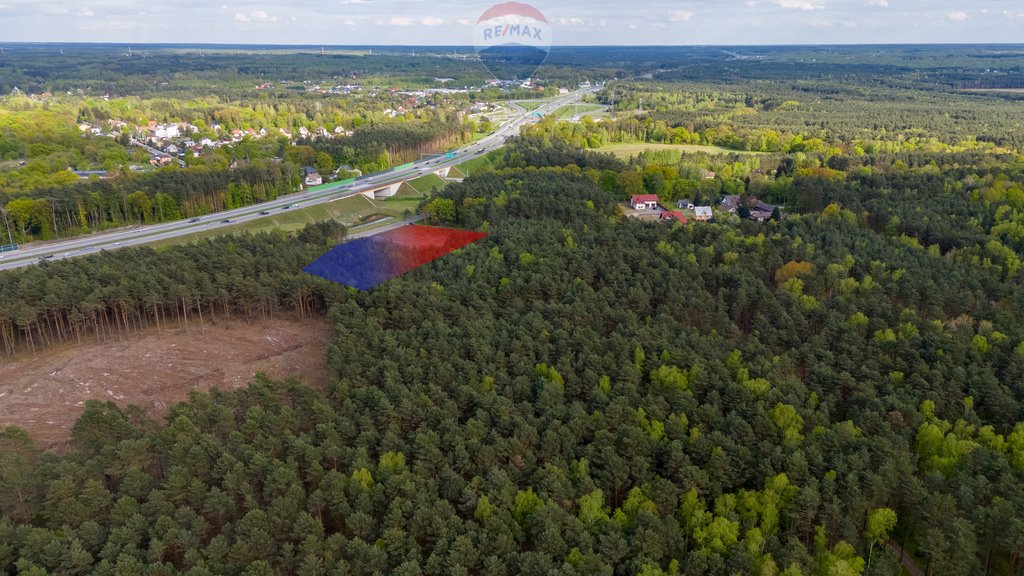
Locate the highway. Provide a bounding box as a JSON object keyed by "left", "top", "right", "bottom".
{"left": 0, "top": 86, "right": 597, "bottom": 272}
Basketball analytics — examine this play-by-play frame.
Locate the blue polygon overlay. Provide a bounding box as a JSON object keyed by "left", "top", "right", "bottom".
{"left": 303, "top": 237, "right": 403, "bottom": 291}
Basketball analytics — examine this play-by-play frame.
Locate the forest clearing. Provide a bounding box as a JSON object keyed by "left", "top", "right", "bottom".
{"left": 0, "top": 316, "right": 331, "bottom": 449}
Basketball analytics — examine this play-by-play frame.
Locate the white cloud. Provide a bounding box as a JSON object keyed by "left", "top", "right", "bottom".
{"left": 235, "top": 10, "right": 277, "bottom": 23}
{"left": 421, "top": 16, "right": 444, "bottom": 26}
{"left": 774, "top": 0, "right": 823, "bottom": 10}
{"left": 456, "top": 18, "right": 472, "bottom": 25}
{"left": 340, "top": 0, "right": 369, "bottom": 3}
{"left": 76, "top": 7, "right": 94, "bottom": 16}
{"left": 669, "top": 10, "right": 693, "bottom": 22}
{"left": 864, "top": 0, "right": 887, "bottom": 7}
{"left": 388, "top": 16, "right": 414, "bottom": 26}
{"left": 947, "top": 11, "right": 968, "bottom": 21}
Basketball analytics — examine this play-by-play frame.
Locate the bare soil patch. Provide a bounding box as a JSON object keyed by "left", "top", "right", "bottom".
{"left": 0, "top": 317, "right": 333, "bottom": 450}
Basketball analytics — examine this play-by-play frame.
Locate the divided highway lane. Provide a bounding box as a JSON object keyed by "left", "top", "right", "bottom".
{"left": 0, "top": 87, "right": 598, "bottom": 272}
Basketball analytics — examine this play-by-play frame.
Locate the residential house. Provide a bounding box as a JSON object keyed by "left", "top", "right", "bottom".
{"left": 661, "top": 211, "right": 688, "bottom": 224}
{"left": 150, "top": 125, "right": 179, "bottom": 139}
{"left": 700, "top": 169, "right": 717, "bottom": 180}
{"left": 753, "top": 200, "right": 781, "bottom": 217}
{"left": 694, "top": 206, "right": 714, "bottom": 221}
{"left": 676, "top": 199, "right": 695, "bottom": 210}
{"left": 630, "top": 194, "right": 660, "bottom": 210}
{"left": 720, "top": 195, "right": 740, "bottom": 213}
{"left": 750, "top": 210, "right": 773, "bottom": 222}
{"left": 303, "top": 166, "right": 323, "bottom": 187}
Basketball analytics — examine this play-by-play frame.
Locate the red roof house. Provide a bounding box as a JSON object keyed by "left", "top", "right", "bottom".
{"left": 661, "top": 211, "right": 688, "bottom": 224}
{"left": 631, "top": 194, "right": 660, "bottom": 210}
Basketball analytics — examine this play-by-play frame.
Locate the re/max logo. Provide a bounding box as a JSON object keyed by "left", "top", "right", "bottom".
{"left": 483, "top": 24, "right": 544, "bottom": 40}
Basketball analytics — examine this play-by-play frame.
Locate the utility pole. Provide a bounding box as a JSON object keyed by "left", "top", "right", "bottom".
{"left": 0, "top": 207, "right": 15, "bottom": 245}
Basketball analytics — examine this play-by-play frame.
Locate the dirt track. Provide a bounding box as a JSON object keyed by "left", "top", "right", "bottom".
{"left": 0, "top": 317, "right": 333, "bottom": 450}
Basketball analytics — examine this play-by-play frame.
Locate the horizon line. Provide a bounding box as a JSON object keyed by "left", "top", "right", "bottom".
{"left": 3, "top": 41, "right": 1024, "bottom": 48}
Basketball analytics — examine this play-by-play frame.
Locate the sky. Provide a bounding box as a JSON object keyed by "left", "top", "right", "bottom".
{"left": 0, "top": 0, "right": 1022, "bottom": 45}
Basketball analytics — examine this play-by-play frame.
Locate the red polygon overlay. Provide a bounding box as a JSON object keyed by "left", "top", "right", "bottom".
{"left": 382, "top": 225, "right": 489, "bottom": 272}
{"left": 304, "top": 225, "right": 488, "bottom": 290}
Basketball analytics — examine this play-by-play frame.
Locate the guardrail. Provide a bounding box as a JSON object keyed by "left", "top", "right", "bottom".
{"left": 0, "top": 243, "right": 18, "bottom": 253}
{"left": 306, "top": 177, "right": 356, "bottom": 193}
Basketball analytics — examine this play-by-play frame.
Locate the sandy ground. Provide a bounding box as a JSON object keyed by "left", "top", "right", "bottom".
{"left": 0, "top": 317, "right": 333, "bottom": 450}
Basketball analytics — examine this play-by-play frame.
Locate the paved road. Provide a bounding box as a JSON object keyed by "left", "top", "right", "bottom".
{"left": 129, "top": 137, "right": 187, "bottom": 167}
{"left": 0, "top": 87, "right": 597, "bottom": 272}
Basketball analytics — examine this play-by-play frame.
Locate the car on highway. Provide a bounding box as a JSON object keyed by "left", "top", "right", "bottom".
{"left": 188, "top": 218, "right": 200, "bottom": 223}
{"left": 259, "top": 211, "right": 270, "bottom": 215}
{"left": 220, "top": 219, "right": 233, "bottom": 224}
{"left": 281, "top": 205, "right": 291, "bottom": 210}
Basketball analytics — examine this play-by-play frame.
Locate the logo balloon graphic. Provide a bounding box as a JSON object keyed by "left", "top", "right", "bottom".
{"left": 473, "top": 1, "right": 552, "bottom": 81}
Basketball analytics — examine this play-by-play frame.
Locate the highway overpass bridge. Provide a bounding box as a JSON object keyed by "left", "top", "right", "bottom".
{"left": 358, "top": 165, "right": 456, "bottom": 199}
